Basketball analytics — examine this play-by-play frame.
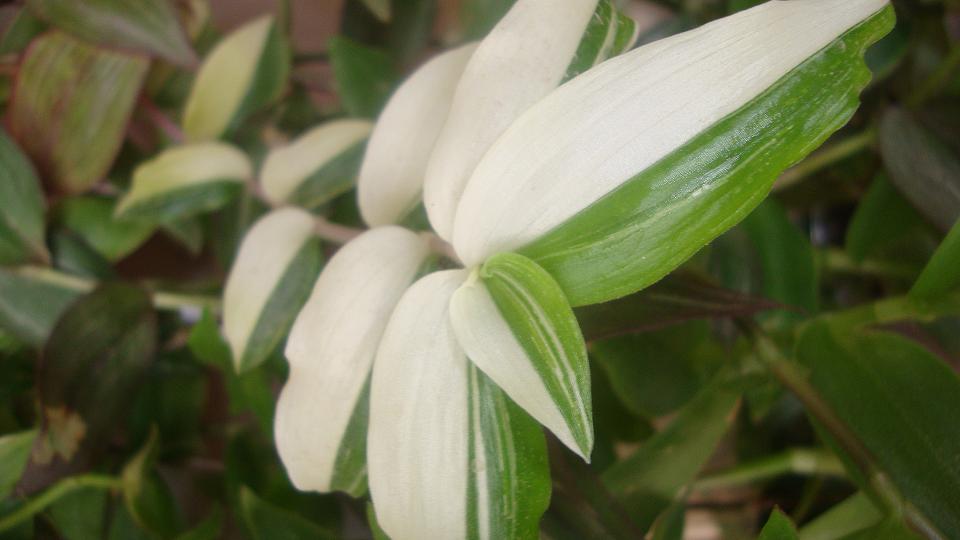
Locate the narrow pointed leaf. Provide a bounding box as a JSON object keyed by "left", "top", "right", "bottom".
{"left": 0, "top": 128, "right": 47, "bottom": 265}
{"left": 798, "top": 492, "right": 882, "bottom": 540}
{"left": 910, "top": 218, "right": 960, "bottom": 299}
{"left": 183, "top": 15, "right": 289, "bottom": 140}
{"left": 423, "top": 0, "right": 601, "bottom": 240}
{"left": 25, "top": 0, "right": 196, "bottom": 65}
{"left": 797, "top": 323, "right": 960, "bottom": 539}
{"left": 261, "top": 119, "right": 372, "bottom": 209}
{"left": 451, "top": 252, "right": 592, "bottom": 459}
{"left": 0, "top": 430, "right": 37, "bottom": 498}
{"left": 223, "top": 208, "right": 322, "bottom": 373}
{"left": 453, "top": 0, "right": 894, "bottom": 306}
{"left": 358, "top": 44, "right": 477, "bottom": 227}
{"left": 115, "top": 142, "right": 251, "bottom": 223}
{"left": 8, "top": 31, "right": 148, "bottom": 193}
{"left": 759, "top": 509, "right": 799, "bottom": 540}
{"left": 369, "top": 270, "right": 551, "bottom": 540}
{"left": 276, "top": 227, "right": 429, "bottom": 494}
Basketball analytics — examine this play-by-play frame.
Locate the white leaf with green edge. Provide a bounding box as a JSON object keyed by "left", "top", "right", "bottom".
{"left": 0, "top": 429, "right": 37, "bottom": 498}
{"left": 452, "top": 0, "right": 894, "bottom": 306}
{"left": 57, "top": 197, "right": 155, "bottom": 262}
{"left": 116, "top": 142, "right": 252, "bottom": 223}
{"left": 0, "top": 128, "right": 47, "bottom": 265}
{"left": 450, "top": 252, "right": 593, "bottom": 459}
{"left": 261, "top": 119, "right": 372, "bottom": 209}
{"left": 369, "top": 270, "right": 551, "bottom": 540}
{"left": 275, "top": 227, "right": 430, "bottom": 495}
{"left": 422, "top": 0, "right": 602, "bottom": 240}
{"left": 222, "top": 208, "right": 322, "bottom": 372}
{"left": 183, "top": 15, "right": 289, "bottom": 140}
{"left": 357, "top": 43, "right": 477, "bottom": 227}
{"left": 25, "top": 0, "right": 196, "bottom": 66}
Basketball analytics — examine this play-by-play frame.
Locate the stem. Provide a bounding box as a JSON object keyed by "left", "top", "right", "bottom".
{"left": 818, "top": 249, "right": 919, "bottom": 281}
{"left": 0, "top": 474, "right": 120, "bottom": 533}
{"left": 139, "top": 97, "right": 185, "bottom": 144}
{"left": 906, "top": 45, "right": 960, "bottom": 108}
{"left": 12, "top": 266, "right": 222, "bottom": 313}
{"left": 313, "top": 216, "right": 363, "bottom": 245}
{"left": 773, "top": 129, "right": 876, "bottom": 192}
{"left": 693, "top": 448, "right": 845, "bottom": 491}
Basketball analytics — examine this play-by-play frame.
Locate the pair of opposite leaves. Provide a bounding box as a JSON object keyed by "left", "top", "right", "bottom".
{"left": 218, "top": 0, "right": 895, "bottom": 539}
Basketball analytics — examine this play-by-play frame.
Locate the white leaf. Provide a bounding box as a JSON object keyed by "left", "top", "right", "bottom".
{"left": 422, "top": 0, "right": 600, "bottom": 241}
{"left": 452, "top": 0, "right": 888, "bottom": 266}
{"left": 357, "top": 44, "right": 476, "bottom": 227}
{"left": 261, "top": 119, "right": 373, "bottom": 206}
{"left": 368, "top": 270, "right": 471, "bottom": 540}
{"left": 275, "top": 227, "right": 430, "bottom": 492}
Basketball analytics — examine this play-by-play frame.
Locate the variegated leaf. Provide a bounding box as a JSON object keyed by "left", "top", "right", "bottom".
{"left": 564, "top": 0, "right": 638, "bottom": 80}
{"left": 183, "top": 15, "right": 289, "bottom": 140}
{"left": 261, "top": 119, "right": 372, "bottom": 209}
{"left": 451, "top": 252, "right": 592, "bottom": 460}
{"left": 275, "top": 227, "right": 430, "bottom": 495}
{"left": 223, "top": 208, "right": 322, "bottom": 372}
{"left": 115, "top": 142, "right": 251, "bottom": 222}
{"left": 452, "top": 0, "right": 894, "bottom": 306}
{"left": 369, "top": 270, "right": 551, "bottom": 540}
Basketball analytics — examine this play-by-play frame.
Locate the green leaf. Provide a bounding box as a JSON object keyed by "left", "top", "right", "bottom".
{"left": 450, "top": 252, "right": 593, "bottom": 459}
{"left": 183, "top": 15, "right": 290, "bottom": 140}
{"left": 574, "top": 271, "right": 778, "bottom": 341}
{"left": 115, "top": 142, "right": 251, "bottom": 223}
{"left": 161, "top": 217, "right": 205, "bottom": 255}
{"left": 0, "top": 267, "right": 84, "bottom": 347}
{"left": 798, "top": 492, "right": 882, "bottom": 540}
{"left": 846, "top": 173, "right": 931, "bottom": 264}
{"left": 910, "top": 218, "right": 960, "bottom": 299}
{"left": 173, "top": 508, "right": 222, "bottom": 540}
{"left": 238, "top": 487, "right": 337, "bottom": 540}
{"left": 46, "top": 486, "right": 108, "bottom": 540}
{"left": 56, "top": 196, "right": 155, "bottom": 261}
{"left": 0, "top": 430, "right": 37, "bottom": 499}
{"left": 121, "top": 428, "right": 183, "bottom": 537}
{"left": 50, "top": 229, "right": 116, "bottom": 280}
{"left": 602, "top": 379, "right": 741, "bottom": 531}
{"left": 740, "top": 200, "right": 818, "bottom": 325}
{"left": 564, "top": 0, "right": 637, "bottom": 81}
{"left": 7, "top": 31, "right": 148, "bottom": 193}
{"left": 0, "top": 9, "right": 46, "bottom": 55}
{"left": 513, "top": 6, "right": 894, "bottom": 306}
{"left": 759, "top": 509, "right": 799, "bottom": 540}
{"left": 222, "top": 208, "right": 322, "bottom": 372}
{"left": 879, "top": 107, "right": 960, "bottom": 232}
{"left": 26, "top": 0, "right": 196, "bottom": 65}
{"left": 459, "top": 0, "right": 514, "bottom": 40}
{"left": 39, "top": 283, "right": 157, "bottom": 459}
{"left": 366, "top": 501, "right": 390, "bottom": 540}
{"left": 796, "top": 323, "right": 960, "bottom": 539}
{"left": 0, "top": 128, "right": 47, "bottom": 265}
{"left": 328, "top": 36, "right": 396, "bottom": 117}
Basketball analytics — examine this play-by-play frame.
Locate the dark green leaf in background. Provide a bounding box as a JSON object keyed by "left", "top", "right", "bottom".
{"left": 758, "top": 508, "right": 799, "bottom": 540}
{"left": 121, "top": 428, "right": 184, "bottom": 537}
{"left": 25, "top": 0, "right": 196, "bottom": 65}
{"left": 910, "top": 218, "right": 960, "bottom": 299}
{"left": 0, "top": 9, "right": 46, "bottom": 55}
{"left": 239, "top": 487, "right": 337, "bottom": 540}
{"left": 846, "top": 173, "right": 932, "bottom": 264}
{"left": 328, "top": 35, "right": 396, "bottom": 117}
{"left": 797, "top": 492, "right": 882, "bottom": 540}
{"left": 7, "top": 31, "right": 148, "bottom": 194}
{"left": 0, "top": 128, "right": 47, "bottom": 265}
{"left": 0, "top": 267, "right": 83, "bottom": 347}
{"left": 0, "top": 430, "right": 36, "bottom": 499}
{"left": 45, "top": 486, "right": 109, "bottom": 540}
{"left": 56, "top": 197, "right": 155, "bottom": 262}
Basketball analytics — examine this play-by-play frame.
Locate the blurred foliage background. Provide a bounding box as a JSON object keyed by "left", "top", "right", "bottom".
{"left": 0, "top": 0, "right": 959, "bottom": 538}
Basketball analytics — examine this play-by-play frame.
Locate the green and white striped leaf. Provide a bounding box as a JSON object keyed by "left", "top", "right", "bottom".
{"left": 450, "top": 252, "right": 592, "bottom": 459}
{"left": 26, "top": 0, "right": 196, "bottom": 66}
{"left": 369, "top": 270, "right": 551, "bottom": 540}
{"left": 261, "top": 119, "right": 372, "bottom": 209}
{"left": 358, "top": 44, "right": 477, "bottom": 227}
{"left": 223, "top": 208, "right": 322, "bottom": 373}
{"left": 7, "top": 31, "right": 148, "bottom": 194}
{"left": 0, "top": 127, "right": 47, "bottom": 265}
{"left": 910, "top": 218, "right": 960, "bottom": 299}
{"left": 115, "top": 142, "right": 251, "bottom": 223}
{"left": 564, "top": 0, "right": 638, "bottom": 80}
{"left": 183, "top": 15, "right": 289, "bottom": 140}
{"left": 422, "top": 0, "right": 603, "bottom": 240}
{"left": 452, "top": 0, "right": 894, "bottom": 306}
{"left": 275, "top": 227, "right": 429, "bottom": 495}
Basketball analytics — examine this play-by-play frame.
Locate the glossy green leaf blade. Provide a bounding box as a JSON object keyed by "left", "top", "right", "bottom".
{"left": 0, "top": 430, "right": 37, "bottom": 499}
{"left": 0, "top": 128, "right": 47, "bottom": 265}
{"left": 797, "top": 323, "right": 960, "bottom": 539}
{"left": 759, "top": 509, "right": 799, "bottom": 540}
{"left": 879, "top": 107, "right": 960, "bottom": 232}
{"left": 222, "top": 208, "right": 321, "bottom": 373}
{"left": 462, "top": 5, "right": 894, "bottom": 305}
{"left": 602, "top": 379, "right": 740, "bottom": 531}
{"left": 451, "top": 252, "right": 593, "bottom": 459}
{"left": 25, "top": 0, "right": 196, "bottom": 65}
{"left": 328, "top": 36, "right": 396, "bottom": 118}
{"left": 910, "top": 218, "right": 960, "bottom": 299}
{"left": 0, "top": 267, "right": 84, "bottom": 347}
{"left": 56, "top": 197, "right": 155, "bottom": 261}
{"left": 8, "top": 31, "right": 148, "bottom": 193}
